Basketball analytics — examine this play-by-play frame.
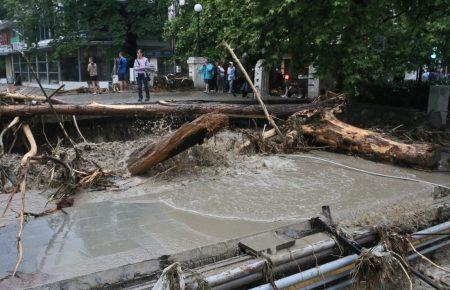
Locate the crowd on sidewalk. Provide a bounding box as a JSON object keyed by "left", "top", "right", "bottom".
{"left": 83, "top": 50, "right": 257, "bottom": 102}
{"left": 198, "top": 53, "right": 253, "bottom": 98}
{"left": 85, "top": 48, "right": 155, "bottom": 102}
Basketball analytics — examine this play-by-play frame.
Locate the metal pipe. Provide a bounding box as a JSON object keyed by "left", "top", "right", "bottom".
{"left": 206, "top": 235, "right": 378, "bottom": 288}
{"left": 211, "top": 244, "right": 337, "bottom": 290}
{"left": 188, "top": 222, "right": 449, "bottom": 290}
{"left": 250, "top": 254, "right": 358, "bottom": 290}
{"left": 325, "top": 278, "right": 355, "bottom": 290}
{"left": 300, "top": 270, "right": 351, "bottom": 290}
{"left": 411, "top": 221, "right": 450, "bottom": 238}
{"left": 323, "top": 239, "right": 450, "bottom": 290}
{"left": 408, "top": 239, "right": 450, "bottom": 260}
{"left": 200, "top": 239, "right": 339, "bottom": 288}
{"left": 250, "top": 221, "right": 450, "bottom": 290}
{"left": 300, "top": 238, "right": 450, "bottom": 290}
{"left": 206, "top": 259, "right": 266, "bottom": 286}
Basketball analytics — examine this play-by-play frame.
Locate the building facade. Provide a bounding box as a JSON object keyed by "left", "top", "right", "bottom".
{"left": 0, "top": 20, "right": 173, "bottom": 89}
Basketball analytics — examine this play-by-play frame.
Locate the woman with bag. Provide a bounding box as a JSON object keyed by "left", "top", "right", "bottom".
{"left": 133, "top": 49, "right": 151, "bottom": 102}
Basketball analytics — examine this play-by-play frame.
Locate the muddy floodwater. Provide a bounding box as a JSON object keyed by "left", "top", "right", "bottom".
{"left": 76, "top": 142, "right": 450, "bottom": 223}
{"left": 0, "top": 132, "right": 449, "bottom": 286}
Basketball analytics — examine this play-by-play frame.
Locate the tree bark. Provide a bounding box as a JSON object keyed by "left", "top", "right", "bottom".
{"left": 0, "top": 92, "right": 66, "bottom": 104}
{"left": 127, "top": 113, "right": 229, "bottom": 175}
{"left": 0, "top": 101, "right": 326, "bottom": 119}
{"left": 287, "top": 97, "right": 440, "bottom": 168}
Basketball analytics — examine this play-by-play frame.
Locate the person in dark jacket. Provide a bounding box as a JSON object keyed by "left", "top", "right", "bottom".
{"left": 211, "top": 61, "right": 218, "bottom": 93}
{"left": 237, "top": 53, "right": 252, "bottom": 98}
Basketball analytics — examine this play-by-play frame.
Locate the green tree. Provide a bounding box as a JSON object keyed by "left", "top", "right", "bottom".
{"left": 1, "top": 0, "right": 170, "bottom": 57}
{"left": 165, "top": 0, "right": 450, "bottom": 89}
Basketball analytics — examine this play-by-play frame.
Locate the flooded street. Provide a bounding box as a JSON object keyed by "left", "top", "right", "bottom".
{"left": 0, "top": 132, "right": 449, "bottom": 287}
{"left": 75, "top": 131, "right": 450, "bottom": 223}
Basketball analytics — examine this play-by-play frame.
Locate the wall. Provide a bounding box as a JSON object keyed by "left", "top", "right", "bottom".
{"left": 5, "top": 55, "right": 12, "bottom": 79}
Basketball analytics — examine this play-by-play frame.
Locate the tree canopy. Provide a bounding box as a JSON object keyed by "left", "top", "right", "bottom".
{"left": 1, "top": 0, "right": 170, "bottom": 57}
{"left": 164, "top": 0, "right": 450, "bottom": 88}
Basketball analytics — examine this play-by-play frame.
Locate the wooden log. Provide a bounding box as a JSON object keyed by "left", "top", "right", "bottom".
{"left": 0, "top": 91, "right": 66, "bottom": 104}
{"left": 127, "top": 113, "right": 229, "bottom": 175}
{"left": 223, "top": 41, "right": 283, "bottom": 139}
{"left": 287, "top": 100, "right": 440, "bottom": 168}
{"left": 0, "top": 101, "right": 330, "bottom": 119}
{"left": 0, "top": 92, "right": 47, "bottom": 102}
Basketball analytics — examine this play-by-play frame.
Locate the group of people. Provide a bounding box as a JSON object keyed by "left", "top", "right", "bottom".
{"left": 422, "top": 67, "right": 449, "bottom": 82}
{"left": 86, "top": 48, "right": 154, "bottom": 102}
{"left": 199, "top": 58, "right": 237, "bottom": 95}
{"left": 199, "top": 53, "right": 253, "bottom": 98}
{"left": 86, "top": 50, "right": 254, "bottom": 101}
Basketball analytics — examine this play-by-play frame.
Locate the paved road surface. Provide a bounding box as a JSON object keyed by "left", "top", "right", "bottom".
{"left": 55, "top": 90, "right": 286, "bottom": 105}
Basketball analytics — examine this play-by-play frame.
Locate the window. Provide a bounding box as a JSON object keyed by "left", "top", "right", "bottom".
{"left": 12, "top": 54, "right": 30, "bottom": 82}
{"left": 60, "top": 51, "right": 79, "bottom": 81}
{"left": 0, "top": 56, "right": 6, "bottom": 78}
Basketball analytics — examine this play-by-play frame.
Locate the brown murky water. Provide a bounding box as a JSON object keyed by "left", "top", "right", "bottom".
{"left": 1, "top": 131, "right": 449, "bottom": 285}
{"left": 73, "top": 131, "right": 449, "bottom": 223}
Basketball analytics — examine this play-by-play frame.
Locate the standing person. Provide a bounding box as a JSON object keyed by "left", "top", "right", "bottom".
{"left": 87, "top": 57, "right": 100, "bottom": 95}
{"left": 212, "top": 61, "right": 218, "bottom": 93}
{"left": 133, "top": 49, "right": 151, "bottom": 102}
{"left": 227, "top": 62, "right": 235, "bottom": 94}
{"left": 14, "top": 73, "right": 22, "bottom": 86}
{"left": 238, "top": 53, "right": 252, "bottom": 98}
{"left": 217, "top": 62, "right": 225, "bottom": 93}
{"left": 117, "top": 51, "right": 128, "bottom": 92}
{"left": 198, "top": 58, "right": 213, "bottom": 94}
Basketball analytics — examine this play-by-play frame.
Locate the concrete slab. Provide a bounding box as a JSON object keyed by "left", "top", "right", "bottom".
{"left": 239, "top": 231, "right": 295, "bottom": 255}
{"left": 0, "top": 200, "right": 285, "bottom": 289}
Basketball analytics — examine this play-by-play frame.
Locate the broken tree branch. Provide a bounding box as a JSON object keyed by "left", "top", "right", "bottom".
{"left": 0, "top": 92, "right": 46, "bottom": 102}
{"left": 0, "top": 85, "right": 66, "bottom": 104}
{"left": 21, "top": 124, "right": 37, "bottom": 166}
{"left": 72, "top": 115, "right": 88, "bottom": 143}
{"left": 223, "top": 41, "right": 284, "bottom": 140}
{"left": 236, "top": 128, "right": 277, "bottom": 152}
{"left": 0, "top": 116, "right": 20, "bottom": 156}
{"left": 12, "top": 158, "right": 30, "bottom": 277}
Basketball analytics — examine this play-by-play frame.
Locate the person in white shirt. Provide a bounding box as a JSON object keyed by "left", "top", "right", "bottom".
{"left": 133, "top": 49, "right": 152, "bottom": 102}
{"left": 87, "top": 57, "right": 100, "bottom": 95}
{"left": 227, "top": 62, "right": 236, "bottom": 94}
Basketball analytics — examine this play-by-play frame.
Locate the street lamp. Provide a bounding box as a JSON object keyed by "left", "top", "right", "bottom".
{"left": 194, "top": 3, "right": 203, "bottom": 56}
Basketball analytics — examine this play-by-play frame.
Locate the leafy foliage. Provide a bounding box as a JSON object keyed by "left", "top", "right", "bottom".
{"left": 1, "top": 0, "right": 170, "bottom": 57}
{"left": 165, "top": 0, "right": 450, "bottom": 89}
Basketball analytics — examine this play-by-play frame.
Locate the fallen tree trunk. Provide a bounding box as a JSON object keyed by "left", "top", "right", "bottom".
{"left": 127, "top": 113, "right": 229, "bottom": 175}
{"left": 285, "top": 97, "right": 440, "bottom": 168}
{"left": 0, "top": 101, "right": 329, "bottom": 119}
{"left": 0, "top": 92, "right": 46, "bottom": 102}
{"left": 0, "top": 92, "right": 66, "bottom": 104}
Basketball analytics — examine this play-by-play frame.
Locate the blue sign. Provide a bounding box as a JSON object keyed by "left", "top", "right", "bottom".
{"left": 144, "top": 50, "right": 172, "bottom": 58}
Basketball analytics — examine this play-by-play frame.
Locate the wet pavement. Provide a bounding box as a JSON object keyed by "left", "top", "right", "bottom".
{"left": 0, "top": 201, "right": 283, "bottom": 287}
{"left": 55, "top": 90, "right": 264, "bottom": 105}
{"left": 0, "top": 148, "right": 449, "bottom": 288}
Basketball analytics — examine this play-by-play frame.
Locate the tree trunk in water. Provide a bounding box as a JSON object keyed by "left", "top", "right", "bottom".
{"left": 0, "top": 101, "right": 325, "bottom": 119}
{"left": 127, "top": 113, "right": 229, "bottom": 175}
{"left": 287, "top": 98, "right": 439, "bottom": 168}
